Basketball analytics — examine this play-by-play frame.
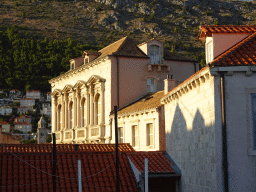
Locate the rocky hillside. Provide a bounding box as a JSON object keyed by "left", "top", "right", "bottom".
{"left": 1, "top": 0, "right": 256, "bottom": 65}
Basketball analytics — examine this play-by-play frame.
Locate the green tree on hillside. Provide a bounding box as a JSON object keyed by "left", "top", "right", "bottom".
{"left": 0, "top": 25, "right": 103, "bottom": 92}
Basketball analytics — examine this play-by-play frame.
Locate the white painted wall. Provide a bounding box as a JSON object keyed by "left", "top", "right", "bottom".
{"left": 224, "top": 72, "right": 256, "bottom": 191}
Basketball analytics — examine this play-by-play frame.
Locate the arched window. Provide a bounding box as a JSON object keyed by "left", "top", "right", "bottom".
{"left": 81, "top": 98, "right": 86, "bottom": 127}
{"left": 69, "top": 102, "right": 73, "bottom": 129}
{"left": 150, "top": 45, "right": 160, "bottom": 64}
{"left": 57, "top": 105, "right": 62, "bottom": 131}
{"left": 95, "top": 94, "right": 101, "bottom": 125}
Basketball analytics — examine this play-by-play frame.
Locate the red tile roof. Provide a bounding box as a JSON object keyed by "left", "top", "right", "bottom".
{"left": 198, "top": 25, "right": 256, "bottom": 39}
{"left": 47, "top": 92, "right": 51, "bottom": 94}
{"left": 18, "top": 106, "right": 28, "bottom": 109}
{"left": 17, "top": 115, "right": 31, "bottom": 119}
{"left": 127, "top": 151, "right": 175, "bottom": 173}
{"left": 10, "top": 89, "right": 20, "bottom": 92}
{"left": 21, "top": 98, "right": 35, "bottom": 100}
{"left": 14, "top": 122, "right": 31, "bottom": 125}
{"left": 117, "top": 91, "right": 164, "bottom": 115}
{"left": 210, "top": 32, "right": 256, "bottom": 66}
{"left": 0, "top": 144, "right": 135, "bottom": 153}
{"left": 0, "top": 121, "right": 8, "bottom": 125}
{"left": 0, "top": 151, "right": 138, "bottom": 192}
{"left": 97, "top": 36, "right": 148, "bottom": 60}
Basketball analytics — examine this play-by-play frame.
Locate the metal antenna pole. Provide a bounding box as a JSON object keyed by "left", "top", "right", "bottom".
{"left": 114, "top": 106, "right": 120, "bottom": 192}
{"left": 52, "top": 133, "right": 57, "bottom": 192}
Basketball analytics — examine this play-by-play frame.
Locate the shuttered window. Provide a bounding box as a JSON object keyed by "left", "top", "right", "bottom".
{"left": 146, "top": 123, "right": 153, "bottom": 146}
{"left": 251, "top": 94, "right": 256, "bottom": 149}
{"left": 150, "top": 45, "right": 160, "bottom": 64}
{"left": 118, "top": 127, "right": 124, "bottom": 143}
{"left": 147, "top": 78, "right": 155, "bottom": 92}
{"left": 132, "top": 125, "right": 139, "bottom": 147}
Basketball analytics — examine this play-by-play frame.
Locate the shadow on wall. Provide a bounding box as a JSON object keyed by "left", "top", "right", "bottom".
{"left": 166, "top": 104, "right": 217, "bottom": 191}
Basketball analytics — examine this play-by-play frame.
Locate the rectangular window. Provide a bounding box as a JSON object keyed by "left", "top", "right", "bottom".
{"left": 150, "top": 45, "right": 160, "bottom": 64}
{"left": 147, "top": 78, "right": 155, "bottom": 92}
{"left": 146, "top": 123, "right": 154, "bottom": 146}
{"left": 118, "top": 127, "right": 124, "bottom": 143}
{"left": 132, "top": 125, "right": 139, "bottom": 147}
{"left": 251, "top": 93, "right": 256, "bottom": 149}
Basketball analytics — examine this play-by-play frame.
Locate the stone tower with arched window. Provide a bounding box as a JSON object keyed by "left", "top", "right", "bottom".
{"left": 37, "top": 116, "right": 48, "bottom": 144}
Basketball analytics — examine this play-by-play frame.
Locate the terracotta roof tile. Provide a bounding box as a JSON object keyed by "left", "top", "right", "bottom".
{"left": 210, "top": 32, "right": 256, "bottom": 66}
{"left": 21, "top": 98, "right": 35, "bottom": 100}
{"left": 127, "top": 151, "right": 175, "bottom": 173}
{"left": 198, "top": 25, "right": 256, "bottom": 39}
{"left": 117, "top": 91, "right": 164, "bottom": 115}
{"left": 96, "top": 36, "right": 148, "bottom": 60}
{"left": 0, "top": 121, "right": 8, "bottom": 125}
{"left": 17, "top": 115, "right": 31, "bottom": 119}
{"left": 14, "top": 122, "right": 31, "bottom": 125}
{"left": 0, "top": 151, "right": 138, "bottom": 192}
{"left": 0, "top": 144, "right": 135, "bottom": 153}
{"left": 201, "top": 25, "right": 256, "bottom": 34}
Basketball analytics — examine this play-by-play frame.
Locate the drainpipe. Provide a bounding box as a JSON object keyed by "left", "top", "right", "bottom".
{"left": 220, "top": 72, "right": 229, "bottom": 192}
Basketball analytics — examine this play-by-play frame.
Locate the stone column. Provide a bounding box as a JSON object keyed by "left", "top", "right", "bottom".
{"left": 65, "top": 93, "right": 68, "bottom": 130}
{"left": 90, "top": 88, "right": 94, "bottom": 125}
{"left": 86, "top": 92, "right": 90, "bottom": 127}
{"left": 94, "top": 96, "right": 97, "bottom": 125}
{"left": 57, "top": 104, "right": 59, "bottom": 131}
{"left": 77, "top": 90, "right": 81, "bottom": 128}
{"left": 61, "top": 94, "right": 65, "bottom": 131}
{"left": 101, "top": 82, "right": 105, "bottom": 125}
{"left": 73, "top": 90, "right": 77, "bottom": 128}
{"left": 52, "top": 96, "right": 57, "bottom": 132}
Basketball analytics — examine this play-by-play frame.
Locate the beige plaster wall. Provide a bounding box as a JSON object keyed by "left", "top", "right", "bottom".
{"left": 208, "top": 34, "right": 249, "bottom": 59}
{"left": 114, "top": 56, "right": 197, "bottom": 110}
{"left": 111, "top": 108, "right": 162, "bottom": 151}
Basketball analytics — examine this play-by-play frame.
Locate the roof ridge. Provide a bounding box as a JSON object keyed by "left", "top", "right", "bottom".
{"left": 99, "top": 36, "right": 128, "bottom": 53}
{"left": 210, "top": 32, "right": 256, "bottom": 66}
{"left": 112, "top": 36, "right": 130, "bottom": 54}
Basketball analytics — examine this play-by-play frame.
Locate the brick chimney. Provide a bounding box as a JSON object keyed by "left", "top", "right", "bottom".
{"left": 164, "top": 74, "right": 176, "bottom": 95}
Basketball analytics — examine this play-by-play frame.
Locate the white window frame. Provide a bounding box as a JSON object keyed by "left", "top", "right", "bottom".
{"left": 132, "top": 125, "right": 139, "bottom": 147}
{"left": 118, "top": 127, "right": 124, "bottom": 143}
{"left": 149, "top": 45, "right": 160, "bottom": 64}
{"left": 146, "top": 123, "right": 154, "bottom": 147}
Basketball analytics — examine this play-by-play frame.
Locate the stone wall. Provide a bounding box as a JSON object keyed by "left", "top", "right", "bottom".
{"left": 163, "top": 68, "right": 218, "bottom": 192}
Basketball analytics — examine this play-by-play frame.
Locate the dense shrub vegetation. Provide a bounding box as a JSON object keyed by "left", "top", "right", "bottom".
{"left": 0, "top": 25, "right": 103, "bottom": 92}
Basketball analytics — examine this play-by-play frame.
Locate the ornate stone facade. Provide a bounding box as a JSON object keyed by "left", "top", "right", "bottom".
{"left": 49, "top": 37, "right": 198, "bottom": 144}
